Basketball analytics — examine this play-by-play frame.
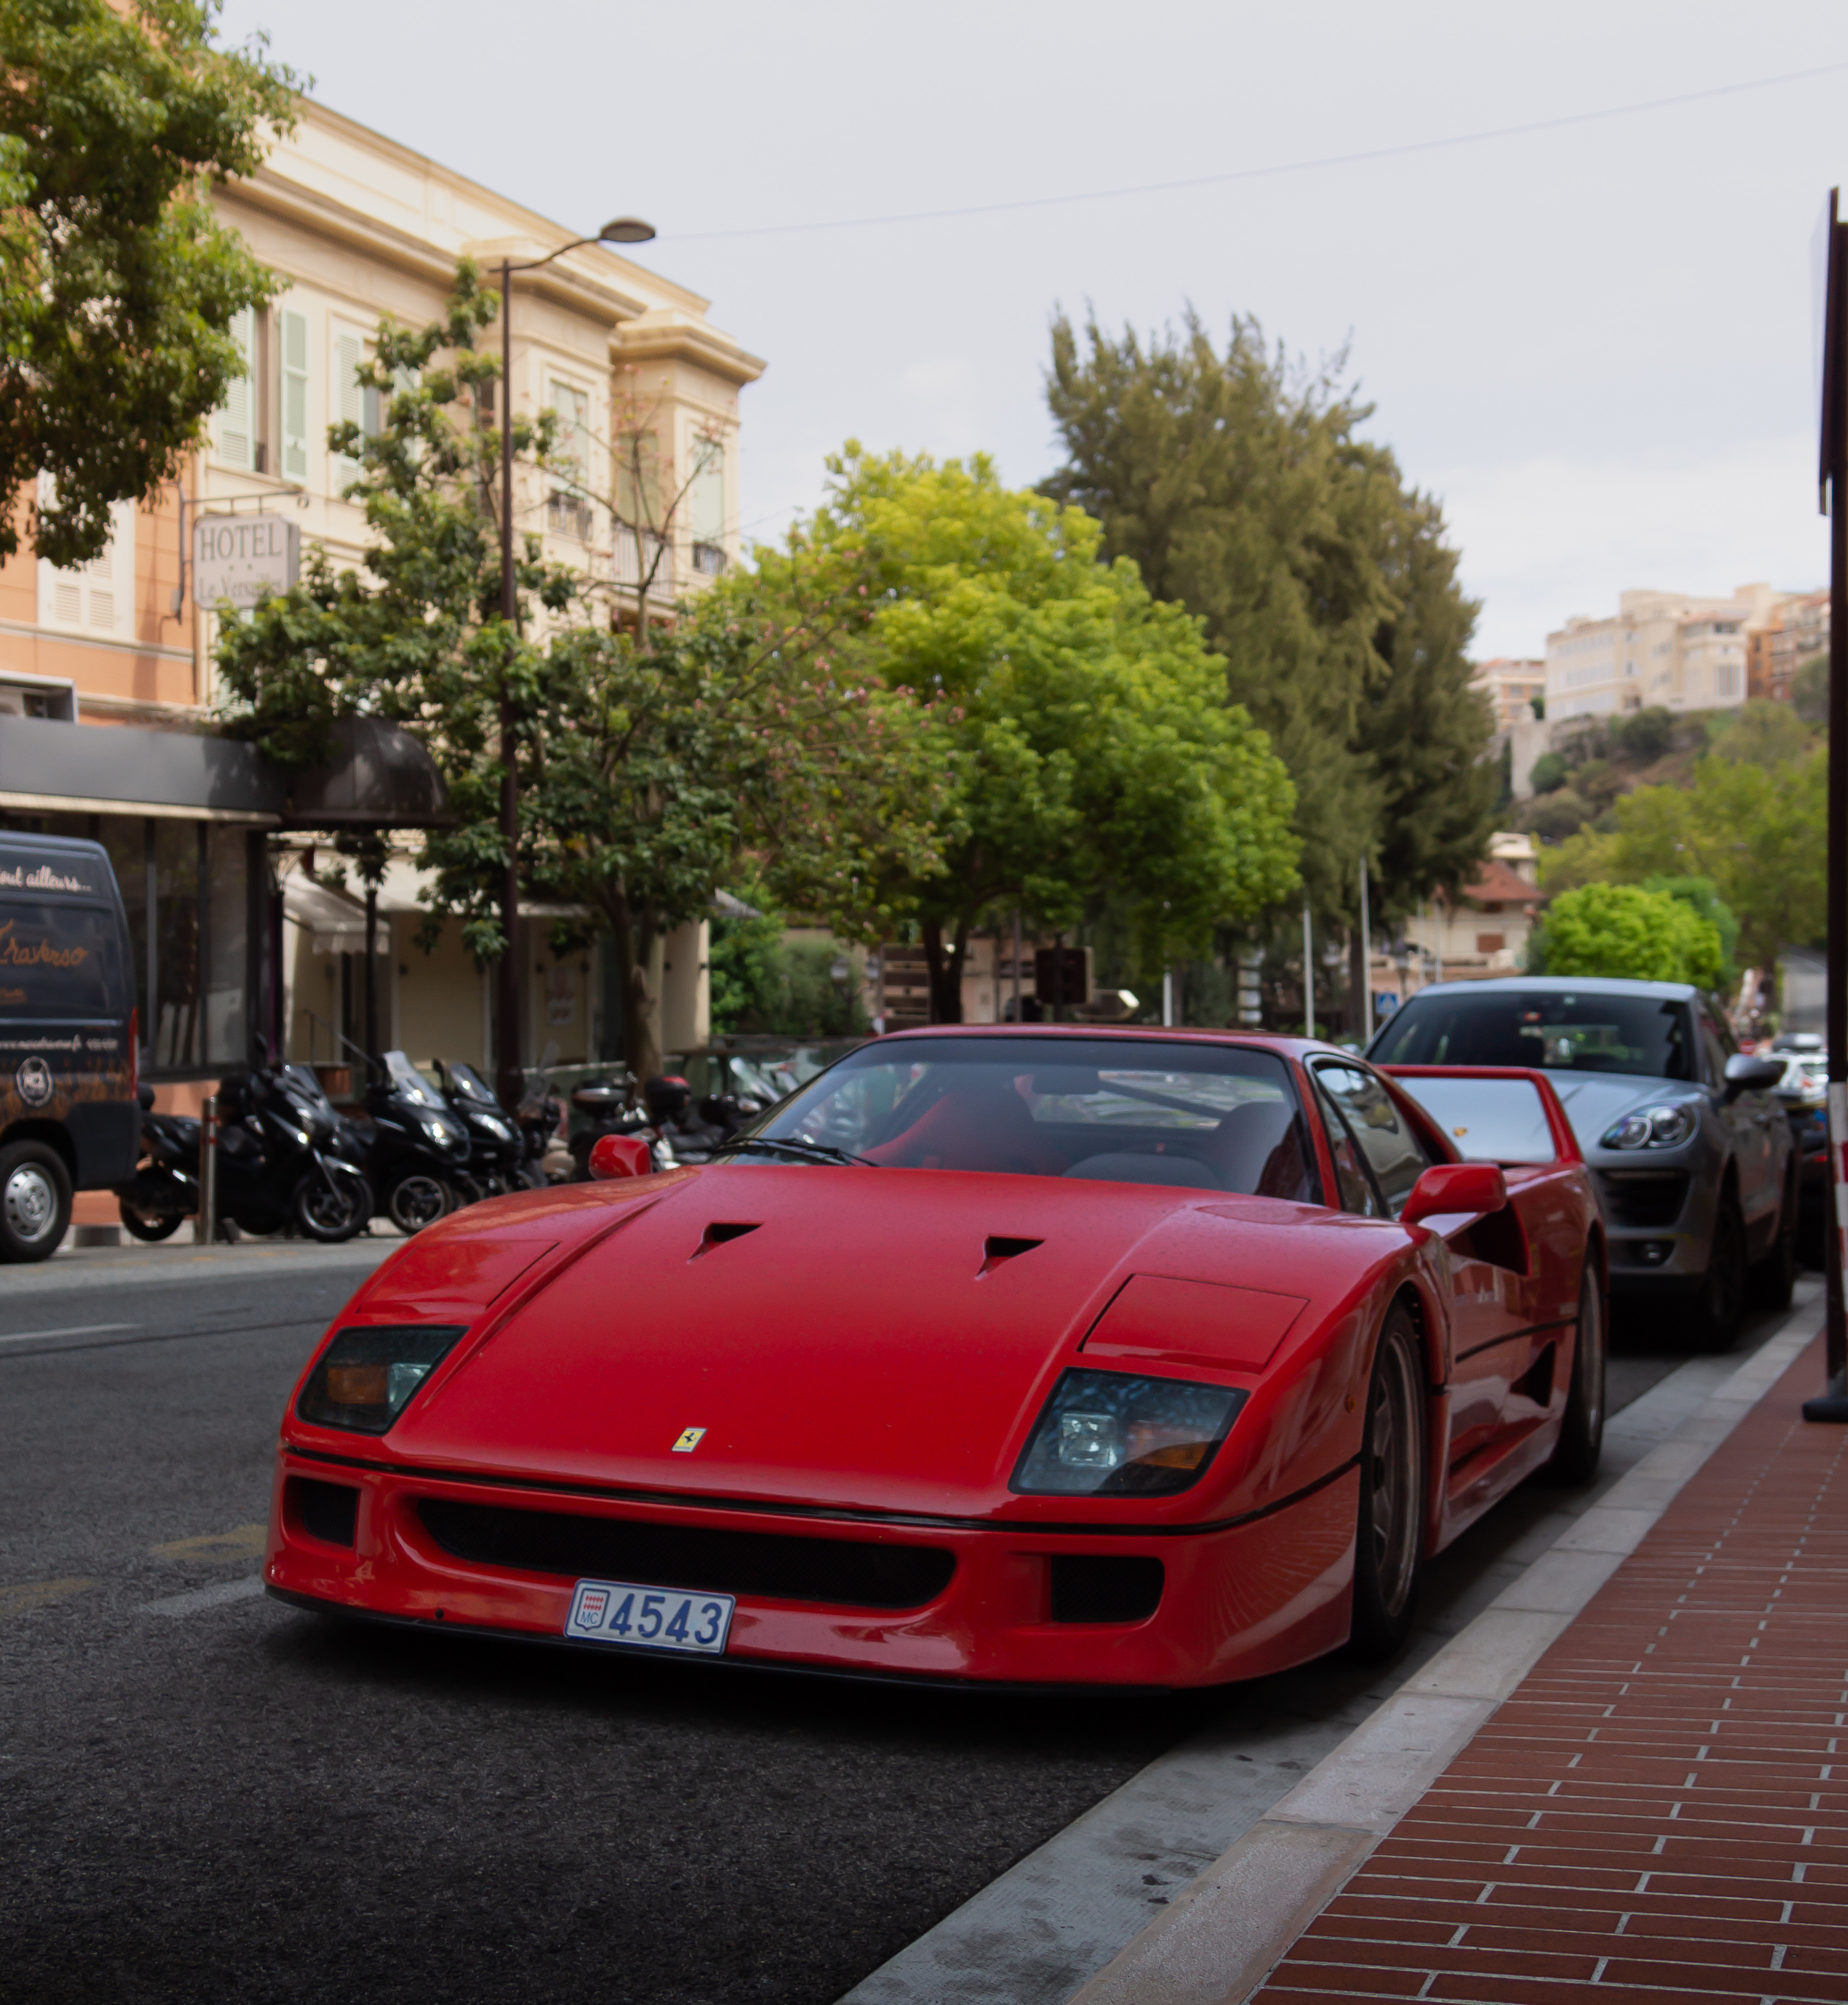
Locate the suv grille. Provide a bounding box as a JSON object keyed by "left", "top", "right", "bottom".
{"left": 418, "top": 1499, "right": 955, "bottom": 1611}
{"left": 1597, "top": 1169, "right": 1690, "bottom": 1230}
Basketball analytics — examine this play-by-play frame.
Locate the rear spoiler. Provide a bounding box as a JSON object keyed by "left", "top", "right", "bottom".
{"left": 1378, "top": 1064, "right": 1583, "bottom": 1166}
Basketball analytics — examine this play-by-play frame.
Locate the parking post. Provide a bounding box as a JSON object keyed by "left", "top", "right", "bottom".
{"left": 199, "top": 1092, "right": 217, "bottom": 1247}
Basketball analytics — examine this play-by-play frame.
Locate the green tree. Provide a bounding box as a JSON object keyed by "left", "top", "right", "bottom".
{"left": 1793, "top": 651, "right": 1829, "bottom": 724}
{"left": 739, "top": 447, "right": 1301, "bottom": 1019}
{"left": 1539, "top": 745, "right": 1824, "bottom": 969}
{"left": 1, "top": 0, "right": 300, "bottom": 565}
{"left": 1040, "top": 312, "right": 1494, "bottom": 952}
{"left": 1534, "top": 881, "right": 1723, "bottom": 986}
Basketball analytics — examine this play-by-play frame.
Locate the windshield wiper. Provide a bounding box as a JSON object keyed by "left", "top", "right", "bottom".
{"left": 718, "top": 1136, "right": 875, "bottom": 1168}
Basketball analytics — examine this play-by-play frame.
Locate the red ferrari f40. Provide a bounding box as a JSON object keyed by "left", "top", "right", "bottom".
{"left": 265, "top": 1029, "right": 1604, "bottom": 1688}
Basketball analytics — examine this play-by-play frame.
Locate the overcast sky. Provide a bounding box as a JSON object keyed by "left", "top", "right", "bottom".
{"left": 218, "top": 0, "right": 1848, "bottom": 660}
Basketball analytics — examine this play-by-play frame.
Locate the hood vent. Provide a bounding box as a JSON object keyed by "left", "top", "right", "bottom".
{"left": 692, "top": 1220, "right": 761, "bottom": 1260}
{"left": 979, "top": 1234, "right": 1043, "bottom": 1276}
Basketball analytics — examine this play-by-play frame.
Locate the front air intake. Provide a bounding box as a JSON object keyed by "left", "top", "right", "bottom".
{"left": 417, "top": 1499, "right": 955, "bottom": 1611}
{"left": 1049, "top": 1554, "right": 1164, "bottom": 1624}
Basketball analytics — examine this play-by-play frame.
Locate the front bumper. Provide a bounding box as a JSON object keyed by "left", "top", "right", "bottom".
{"left": 264, "top": 1448, "right": 1359, "bottom": 1690}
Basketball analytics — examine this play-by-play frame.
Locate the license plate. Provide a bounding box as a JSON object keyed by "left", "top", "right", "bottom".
{"left": 563, "top": 1578, "right": 734, "bottom": 1655}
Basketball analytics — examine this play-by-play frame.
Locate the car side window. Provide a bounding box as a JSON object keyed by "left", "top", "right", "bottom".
{"left": 1310, "top": 1073, "right": 1387, "bottom": 1217}
{"left": 1313, "top": 1061, "right": 1432, "bottom": 1219}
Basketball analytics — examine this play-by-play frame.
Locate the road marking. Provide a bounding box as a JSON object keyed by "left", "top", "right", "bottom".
{"left": 0, "top": 1322, "right": 136, "bottom": 1345}
{"left": 141, "top": 1577, "right": 265, "bottom": 1617}
{"left": 0, "top": 1578, "right": 97, "bottom": 1618}
{"left": 150, "top": 1523, "right": 267, "bottom": 1562}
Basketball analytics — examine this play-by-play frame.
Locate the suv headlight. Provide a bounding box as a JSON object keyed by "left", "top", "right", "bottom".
{"left": 1602, "top": 1103, "right": 1698, "bottom": 1150}
{"left": 297, "top": 1324, "right": 469, "bottom": 1434}
{"left": 1011, "top": 1368, "right": 1247, "bottom": 1497}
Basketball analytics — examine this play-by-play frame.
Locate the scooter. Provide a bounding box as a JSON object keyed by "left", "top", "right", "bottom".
{"left": 357, "top": 1050, "right": 475, "bottom": 1232}
{"left": 636, "top": 1074, "right": 763, "bottom": 1164}
{"left": 433, "top": 1061, "right": 531, "bottom": 1195}
{"left": 567, "top": 1074, "right": 676, "bottom": 1180}
{"left": 116, "top": 1069, "right": 372, "bottom": 1243}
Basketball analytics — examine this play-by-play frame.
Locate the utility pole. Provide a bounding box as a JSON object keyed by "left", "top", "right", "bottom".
{"left": 1359, "top": 853, "right": 1374, "bottom": 1046}
{"left": 493, "top": 215, "right": 654, "bottom": 1109}
{"left": 1806, "top": 189, "right": 1848, "bottom": 1422}
{"left": 1302, "top": 902, "right": 1315, "bottom": 1041}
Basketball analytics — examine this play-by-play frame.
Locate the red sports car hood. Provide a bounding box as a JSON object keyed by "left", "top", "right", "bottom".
{"left": 373, "top": 1165, "right": 1360, "bottom": 1518}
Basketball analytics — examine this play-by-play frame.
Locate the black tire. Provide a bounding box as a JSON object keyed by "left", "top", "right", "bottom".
{"left": 118, "top": 1200, "right": 183, "bottom": 1243}
{"left": 1689, "top": 1188, "right": 1747, "bottom": 1352}
{"left": 0, "top": 1141, "right": 72, "bottom": 1263}
{"left": 1543, "top": 1260, "right": 1607, "bottom": 1484}
{"left": 386, "top": 1171, "right": 448, "bottom": 1235}
{"left": 292, "top": 1167, "right": 371, "bottom": 1243}
{"left": 1348, "top": 1304, "right": 1428, "bottom": 1663}
{"left": 1748, "top": 1166, "right": 1798, "bottom": 1313}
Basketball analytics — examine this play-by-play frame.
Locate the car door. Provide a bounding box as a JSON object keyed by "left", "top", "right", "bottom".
{"left": 1701, "top": 1006, "right": 1774, "bottom": 1235}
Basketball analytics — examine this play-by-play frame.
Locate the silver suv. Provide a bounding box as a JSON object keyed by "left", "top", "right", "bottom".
{"left": 1368, "top": 977, "right": 1794, "bottom": 1348}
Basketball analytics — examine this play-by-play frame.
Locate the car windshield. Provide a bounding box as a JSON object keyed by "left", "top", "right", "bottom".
{"left": 1371, "top": 990, "right": 1695, "bottom": 1082}
{"left": 741, "top": 1035, "right": 1320, "bottom": 1197}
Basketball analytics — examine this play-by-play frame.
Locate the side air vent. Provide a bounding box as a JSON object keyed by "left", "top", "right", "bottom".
{"left": 979, "top": 1234, "right": 1043, "bottom": 1275}
{"left": 692, "top": 1221, "right": 761, "bottom": 1259}
{"left": 290, "top": 1477, "right": 359, "bottom": 1548}
{"left": 1049, "top": 1554, "right": 1164, "bottom": 1624}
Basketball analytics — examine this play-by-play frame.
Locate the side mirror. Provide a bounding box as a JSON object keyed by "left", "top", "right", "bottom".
{"left": 1723, "top": 1053, "right": 1785, "bottom": 1102}
{"left": 589, "top": 1133, "right": 652, "bottom": 1181}
{"left": 137, "top": 1081, "right": 155, "bottom": 1111}
{"left": 1401, "top": 1160, "right": 1508, "bottom": 1228}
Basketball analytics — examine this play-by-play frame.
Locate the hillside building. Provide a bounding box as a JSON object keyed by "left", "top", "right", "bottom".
{"left": 1545, "top": 584, "right": 1796, "bottom": 722}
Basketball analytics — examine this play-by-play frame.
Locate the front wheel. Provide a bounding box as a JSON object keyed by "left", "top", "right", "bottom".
{"left": 1543, "top": 1260, "right": 1607, "bottom": 1484}
{"left": 1689, "top": 1189, "right": 1747, "bottom": 1352}
{"left": 1748, "top": 1166, "right": 1798, "bottom": 1313}
{"left": 0, "top": 1141, "right": 72, "bottom": 1263}
{"left": 292, "top": 1166, "right": 371, "bottom": 1243}
{"left": 386, "top": 1171, "right": 448, "bottom": 1235}
{"left": 118, "top": 1199, "right": 183, "bottom": 1243}
{"left": 1347, "top": 1304, "right": 1428, "bottom": 1663}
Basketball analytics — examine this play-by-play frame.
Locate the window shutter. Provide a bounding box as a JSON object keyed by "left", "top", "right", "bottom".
{"left": 689, "top": 439, "right": 725, "bottom": 545}
{"left": 332, "top": 325, "right": 363, "bottom": 489}
{"left": 282, "top": 309, "right": 309, "bottom": 482}
{"left": 217, "top": 308, "right": 255, "bottom": 470}
{"left": 38, "top": 489, "right": 133, "bottom": 636}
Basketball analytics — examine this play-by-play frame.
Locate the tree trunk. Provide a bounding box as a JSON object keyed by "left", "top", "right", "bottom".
{"left": 921, "top": 918, "right": 966, "bottom": 1023}
{"left": 608, "top": 890, "right": 664, "bottom": 1087}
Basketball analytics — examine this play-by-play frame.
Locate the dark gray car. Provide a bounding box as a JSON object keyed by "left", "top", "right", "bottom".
{"left": 1367, "top": 977, "right": 1794, "bottom": 1347}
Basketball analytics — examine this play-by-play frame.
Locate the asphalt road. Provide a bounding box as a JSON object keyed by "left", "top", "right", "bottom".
{"left": 0, "top": 1251, "right": 1808, "bottom": 2005}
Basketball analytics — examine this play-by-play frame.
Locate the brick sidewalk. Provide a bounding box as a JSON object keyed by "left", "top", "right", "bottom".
{"left": 1252, "top": 1330, "right": 1848, "bottom": 2004}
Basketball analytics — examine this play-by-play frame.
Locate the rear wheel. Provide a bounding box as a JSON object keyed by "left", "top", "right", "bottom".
{"left": 1348, "top": 1304, "right": 1427, "bottom": 1663}
{"left": 0, "top": 1142, "right": 72, "bottom": 1263}
{"left": 1543, "top": 1261, "right": 1607, "bottom": 1484}
{"left": 1748, "top": 1166, "right": 1798, "bottom": 1313}
{"left": 1689, "top": 1189, "right": 1747, "bottom": 1352}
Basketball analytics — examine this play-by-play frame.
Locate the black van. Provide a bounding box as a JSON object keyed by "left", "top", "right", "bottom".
{"left": 0, "top": 832, "right": 138, "bottom": 1260}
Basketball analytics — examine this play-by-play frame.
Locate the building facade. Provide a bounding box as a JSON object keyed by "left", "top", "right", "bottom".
{"left": 1545, "top": 584, "right": 1799, "bottom": 722}
{"left": 1746, "top": 590, "right": 1828, "bottom": 703}
{"left": 1471, "top": 656, "right": 1546, "bottom": 730}
{"left": 0, "top": 97, "right": 762, "bottom": 1112}
{"left": 1369, "top": 832, "right": 1545, "bottom": 1007}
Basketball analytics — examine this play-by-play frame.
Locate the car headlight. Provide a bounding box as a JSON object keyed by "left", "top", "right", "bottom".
{"left": 296, "top": 1324, "right": 469, "bottom": 1434}
{"left": 1011, "top": 1368, "right": 1247, "bottom": 1497}
{"left": 1602, "top": 1103, "right": 1698, "bottom": 1150}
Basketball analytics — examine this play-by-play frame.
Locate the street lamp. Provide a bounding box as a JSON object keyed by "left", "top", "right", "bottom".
{"left": 493, "top": 215, "right": 655, "bottom": 1109}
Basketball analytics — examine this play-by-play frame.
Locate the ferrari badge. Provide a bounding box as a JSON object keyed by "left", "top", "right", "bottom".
{"left": 671, "top": 1427, "right": 707, "bottom": 1453}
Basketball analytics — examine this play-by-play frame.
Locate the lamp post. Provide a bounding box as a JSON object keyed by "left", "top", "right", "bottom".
{"left": 493, "top": 215, "right": 655, "bottom": 1110}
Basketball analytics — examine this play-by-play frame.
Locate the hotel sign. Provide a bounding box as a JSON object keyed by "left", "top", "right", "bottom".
{"left": 192, "top": 515, "right": 300, "bottom": 610}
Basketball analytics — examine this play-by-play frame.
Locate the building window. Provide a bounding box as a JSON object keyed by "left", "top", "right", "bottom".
{"left": 548, "top": 381, "right": 592, "bottom": 539}
{"left": 1717, "top": 661, "right": 1740, "bottom": 700}
{"left": 1476, "top": 933, "right": 1506, "bottom": 954}
{"left": 36, "top": 486, "right": 135, "bottom": 639}
{"left": 686, "top": 434, "right": 725, "bottom": 575}
{"left": 282, "top": 307, "right": 311, "bottom": 484}
{"left": 215, "top": 306, "right": 259, "bottom": 471}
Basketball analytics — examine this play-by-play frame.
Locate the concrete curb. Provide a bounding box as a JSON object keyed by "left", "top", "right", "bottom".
{"left": 1063, "top": 1299, "right": 1823, "bottom": 2005}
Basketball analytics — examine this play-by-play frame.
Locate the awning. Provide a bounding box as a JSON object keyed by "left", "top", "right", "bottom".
{"left": 282, "top": 874, "right": 387, "bottom": 955}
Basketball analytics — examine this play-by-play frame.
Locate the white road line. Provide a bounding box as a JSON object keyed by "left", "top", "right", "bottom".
{"left": 141, "top": 1577, "right": 265, "bottom": 1617}
{"left": 0, "top": 1322, "right": 137, "bottom": 1345}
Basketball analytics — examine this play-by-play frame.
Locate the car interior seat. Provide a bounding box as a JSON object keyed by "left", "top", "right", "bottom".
{"left": 863, "top": 1078, "right": 1067, "bottom": 1176}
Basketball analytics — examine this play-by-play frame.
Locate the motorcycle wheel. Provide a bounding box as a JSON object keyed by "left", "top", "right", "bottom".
{"left": 387, "top": 1172, "right": 449, "bottom": 1235}
{"left": 118, "top": 1200, "right": 183, "bottom": 1243}
{"left": 292, "top": 1167, "right": 372, "bottom": 1244}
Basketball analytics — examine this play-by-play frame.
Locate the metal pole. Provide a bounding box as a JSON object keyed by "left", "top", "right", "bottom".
{"left": 495, "top": 258, "right": 523, "bottom": 1110}
{"left": 363, "top": 877, "right": 379, "bottom": 1071}
{"left": 1302, "top": 902, "right": 1315, "bottom": 1040}
{"left": 199, "top": 1091, "right": 217, "bottom": 1246}
{"left": 1011, "top": 907, "right": 1022, "bottom": 1024}
{"left": 1807, "top": 188, "right": 1848, "bottom": 1421}
{"left": 1163, "top": 967, "right": 1174, "bottom": 1027}
{"left": 1359, "top": 854, "right": 1374, "bottom": 1046}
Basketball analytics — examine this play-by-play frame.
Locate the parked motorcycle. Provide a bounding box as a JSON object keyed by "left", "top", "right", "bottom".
{"left": 359, "top": 1050, "right": 474, "bottom": 1232}
{"left": 567, "top": 1074, "right": 676, "bottom": 1180}
{"left": 638, "top": 1074, "right": 763, "bottom": 1164}
{"left": 513, "top": 1059, "right": 570, "bottom": 1185}
{"left": 116, "top": 1069, "right": 372, "bottom": 1243}
{"left": 434, "top": 1060, "right": 533, "bottom": 1195}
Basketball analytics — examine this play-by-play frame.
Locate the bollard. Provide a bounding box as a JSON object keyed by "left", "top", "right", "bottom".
{"left": 199, "top": 1092, "right": 218, "bottom": 1246}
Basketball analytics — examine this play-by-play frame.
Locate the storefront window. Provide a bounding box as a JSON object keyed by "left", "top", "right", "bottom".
{"left": 154, "top": 819, "right": 202, "bottom": 1070}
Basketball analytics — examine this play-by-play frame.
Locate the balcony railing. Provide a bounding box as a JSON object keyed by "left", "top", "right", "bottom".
{"left": 613, "top": 527, "right": 673, "bottom": 598}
